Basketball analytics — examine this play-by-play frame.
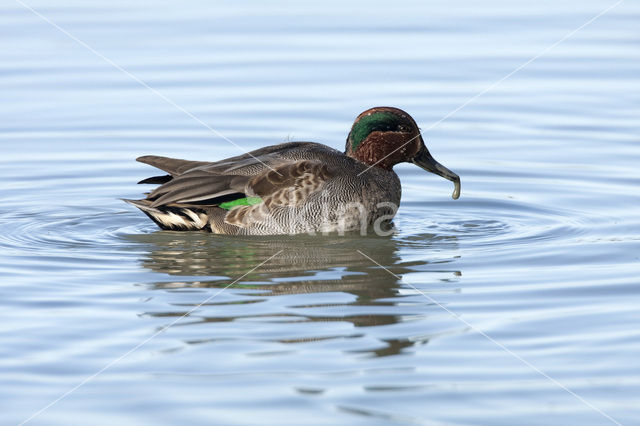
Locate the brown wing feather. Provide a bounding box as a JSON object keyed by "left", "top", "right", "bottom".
{"left": 248, "top": 161, "right": 325, "bottom": 196}
{"left": 136, "top": 143, "right": 333, "bottom": 211}
{"left": 136, "top": 155, "right": 209, "bottom": 176}
{"left": 224, "top": 160, "right": 333, "bottom": 227}
{"left": 149, "top": 174, "right": 248, "bottom": 207}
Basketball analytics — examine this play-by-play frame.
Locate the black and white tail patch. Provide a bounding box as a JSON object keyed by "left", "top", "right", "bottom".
{"left": 124, "top": 199, "right": 209, "bottom": 231}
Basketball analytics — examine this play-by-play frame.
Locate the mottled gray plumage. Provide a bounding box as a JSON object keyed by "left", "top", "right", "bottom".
{"left": 126, "top": 142, "right": 401, "bottom": 235}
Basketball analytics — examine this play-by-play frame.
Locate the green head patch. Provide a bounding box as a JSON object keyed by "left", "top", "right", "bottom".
{"left": 347, "top": 112, "right": 406, "bottom": 152}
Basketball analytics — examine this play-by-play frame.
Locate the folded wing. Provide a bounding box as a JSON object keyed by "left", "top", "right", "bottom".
{"left": 136, "top": 142, "right": 333, "bottom": 209}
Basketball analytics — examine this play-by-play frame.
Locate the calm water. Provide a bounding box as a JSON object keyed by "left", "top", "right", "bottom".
{"left": 2, "top": 1, "right": 640, "bottom": 424}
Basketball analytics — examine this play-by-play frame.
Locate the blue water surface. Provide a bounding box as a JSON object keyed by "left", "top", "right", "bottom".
{"left": 1, "top": 1, "right": 639, "bottom": 424}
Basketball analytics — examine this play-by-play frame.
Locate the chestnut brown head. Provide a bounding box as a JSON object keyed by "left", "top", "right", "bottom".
{"left": 346, "top": 106, "right": 460, "bottom": 199}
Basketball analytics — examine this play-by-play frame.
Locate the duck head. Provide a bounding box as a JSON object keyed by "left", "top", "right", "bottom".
{"left": 346, "top": 106, "right": 461, "bottom": 199}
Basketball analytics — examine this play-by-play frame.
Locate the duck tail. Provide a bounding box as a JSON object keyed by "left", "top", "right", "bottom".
{"left": 122, "top": 199, "right": 210, "bottom": 231}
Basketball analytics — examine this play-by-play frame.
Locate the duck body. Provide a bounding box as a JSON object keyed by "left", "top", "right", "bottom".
{"left": 126, "top": 107, "right": 460, "bottom": 235}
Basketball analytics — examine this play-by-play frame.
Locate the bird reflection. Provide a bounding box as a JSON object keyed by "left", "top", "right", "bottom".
{"left": 126, "top": 231, "right": 461, "bottom": 357}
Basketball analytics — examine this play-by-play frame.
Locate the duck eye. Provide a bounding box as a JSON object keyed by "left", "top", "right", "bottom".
{"left": 398, "top": 124, "right": 411, "bottom": 132}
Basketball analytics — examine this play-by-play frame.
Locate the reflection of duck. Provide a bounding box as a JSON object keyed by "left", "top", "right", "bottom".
{"left": 125, "top": 232, "right": 461, "bottom": 357}
{"left": 125, "top": 107, "right": 460, "bottom": 235}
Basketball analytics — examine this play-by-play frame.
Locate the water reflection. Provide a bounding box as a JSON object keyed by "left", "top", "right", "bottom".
{"left": 126, "top": 231, "right": 461, "bottom": 357}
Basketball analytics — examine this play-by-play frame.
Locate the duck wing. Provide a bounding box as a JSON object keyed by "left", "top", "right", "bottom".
{"left": 137, "top": 141, "right": 317, "bottom": 177}
{"left": 136, "top": 142, "right": 335, "bottom": 208}
{"left": 136, "top": 156, "right": 210, "bottom": 176}
{"left": 223, "top": 160, "right": 332, "bottom": 227}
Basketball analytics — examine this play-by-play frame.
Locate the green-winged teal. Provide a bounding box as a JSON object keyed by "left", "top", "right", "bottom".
{"left": 125, "top": 107, "right": 460, "bottom": 234}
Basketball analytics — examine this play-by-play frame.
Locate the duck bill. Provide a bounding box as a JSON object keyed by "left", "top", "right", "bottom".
{"left": 412, "top": 148, "right": 461, "bottom": 200}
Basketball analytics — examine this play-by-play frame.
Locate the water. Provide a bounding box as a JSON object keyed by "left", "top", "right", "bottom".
{"left": 1, "top": 0, "right": 639, "bottom": 424}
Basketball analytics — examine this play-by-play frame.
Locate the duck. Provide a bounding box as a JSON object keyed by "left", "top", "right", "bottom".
{"left": 125, "top": 106, "right": 460, "bottom": 235}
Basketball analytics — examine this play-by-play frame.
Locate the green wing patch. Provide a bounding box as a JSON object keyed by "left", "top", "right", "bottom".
{"left": 218, "top": 196, "right": 263, "bottom": 210}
